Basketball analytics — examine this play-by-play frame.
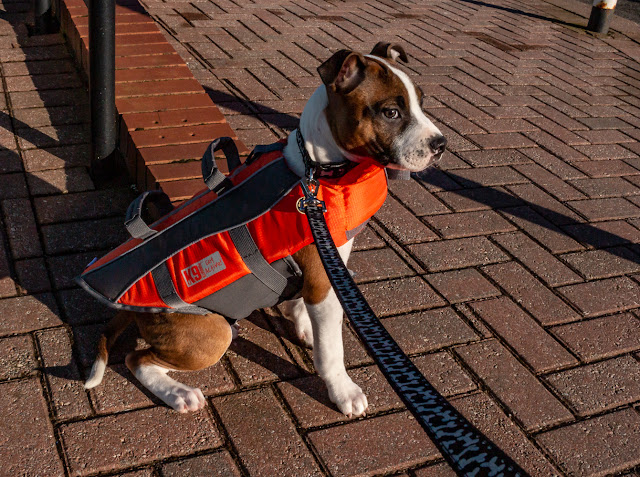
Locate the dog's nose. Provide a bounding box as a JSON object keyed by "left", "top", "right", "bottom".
{"left": 429, "top": 135, "right": 447, "bottom": 155}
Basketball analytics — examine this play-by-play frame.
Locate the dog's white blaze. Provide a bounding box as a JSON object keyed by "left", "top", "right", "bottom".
{"left": 366, "top": 55, "right": 443, "bottom": 170}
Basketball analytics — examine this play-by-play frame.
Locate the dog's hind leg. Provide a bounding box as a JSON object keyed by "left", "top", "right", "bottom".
{"left": 126, "top": 350, "right": 207, "bottom": 413}
{"left": 85, "top": 311, "right": 135, "bottom": 389}
{"left": 127, "top": 312, "right": 232, "bottom": 413}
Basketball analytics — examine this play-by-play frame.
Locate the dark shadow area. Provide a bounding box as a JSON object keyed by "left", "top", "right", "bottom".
{"left": 457, "top": 0, "right": 586, "bottom": 30}
{"left": 415, "top": 167, "right": 640, "bottom": 263}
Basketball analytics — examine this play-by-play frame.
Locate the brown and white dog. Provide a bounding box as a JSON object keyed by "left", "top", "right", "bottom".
{"left": 84, "top": 43, "right": 445, "bottom": 417}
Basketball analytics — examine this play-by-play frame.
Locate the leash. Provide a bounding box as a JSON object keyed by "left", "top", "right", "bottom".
{"left": 295, "top": 137, "right": 529, "bottom": 477}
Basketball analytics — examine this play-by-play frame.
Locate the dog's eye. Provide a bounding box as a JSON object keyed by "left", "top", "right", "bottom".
{"left": 382, "top": 108, "right": 400, "bottom": 119}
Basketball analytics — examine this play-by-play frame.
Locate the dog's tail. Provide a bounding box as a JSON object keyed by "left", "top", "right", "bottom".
{"left": 84, "top": 311, "right": 134, "bottom": 389}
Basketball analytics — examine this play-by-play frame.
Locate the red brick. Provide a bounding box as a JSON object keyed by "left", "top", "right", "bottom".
{"left": 526, "top": 116, "right": 590, "bottom": 146}
{"left": 413, "top": 351, "right": 477, "bottom": 397}
{"left": 519, "top": 146, "right": 586, "bottom": 180}
{"left": 115, "top": 78, "right": 203, "bottom": 98}
{"left": 546, "top": 356, "right": 640, "bottom": 417}
{"left": 575, "top": 159, "right": 640, "bottom": 178}
{"left": 482, "top": 261, "right": 579, "bottom": 325}
{"left": 15, "top": 257, "right": 51, "bottom": 293}
{"left": 0, "top": 335, "right": 37, "bottom": 379}
{"left": 414, "top": 463, "right": 457, "bottom": 477}
{"left": 562, "top": 220, "right": 640, "bottom": 249}
{"left": 574, "top": 144, "right": 637, "bottom": 160}
{"left": 471, "top": 117, "right": 539, "bottom": 133}
{"left": 451, "top": 393, "right": 559, "bottom": 476}
{"left": 131, "top": 123, "right": 236, "bottom": 148}
{"left": 551, "top": 313, "right": 640, "bottom": 362}
{"left": 457, "top": 148, "right": 532, "bottom": 167}
{"left": 160, "top": 178, "right": 202, "bottom": 202}
{"left": 0, "top": 378, "right": 64, "bottom": 476}
{"left": 123, "top": 106, "right": 225, "bottom": 131}
{"left": 569, "top": 177, "right": 640, "bottom": 199}
{"left": 435, "top": 186, "right": 522, "bottom": 212}
{"left": 348, "top": 248, "right": 414, "bottom": 283}
{"left": 227, "top": 312, "right": 301, "bottom": 385}
{"left": 61, "top": 406, "right": 221, "bottom": 476}
{"left": 536, "top": 409, "right": 640, "bottom": 477}
{"left": 34, "top": 188, "right": 132, "bottom": 224}
{"left": 0, "top": 293, "right": 62, "bottom": 335}
{"left": 278, "top": 365, "right": 403, "bottom": 428}
{"left": 115, "top": 65, "right": 194, "bottom": 83}
{"left": 562, "top": 247, "right": 640, "bottom": 279}
{"left": 374, "top": 196, "right": 438, "bottom": 244}
{"left": 161, "top": 451, "right": 242, "bottom": 477}
{"left": 115, "top": 52, "right": 185, "bottom": 69}
{"left": 426, "top": 268, "right": 499, "bottom": 303}
{"left": 425, "top": 210, "right": 516, "bottom": 238}
{"left": 383, "top": 307, "right": 478, "bottom": 354}
{"left": 409, "top": 236, "right": 508, "bottom": 272}
{"left": 446, "top": 166, "right": 527, "bottom": 187}
{"left": 501, "top": 206, "right": 583, "bottom": 253}
{"left": 466, "top": 132, "right": 536, "bottom": 149}
{"left": 456, "top": 340, "right": 572, "bottom": 431}
{"left": 577, "top": 129, "right": 636, "bottom": 144}
{"left": 525, "top": 130, "right": 588, "bottom": 162}
{"left": 213, "top": 388, "right": 321, "bottom": 477}
{"left": 36, "top": 327, "right": 92, "bottom": 420}
{"left": 568, "top": 198, "right": 640, "bottom": 221}
{"left": 360, "top": 277, "right": 446, "bottom": 316}
{"left": 27, "top": 167, "right": 94, "bottom": 196}
{"left": 115, "top": 92, "right": 211, "bottom": 114}
{"left": 0, "top": 173, "right": 28, "bottom": 200}
{"left": 22, "top": 144, "right": 90, "bottom": 172}
{"left": 492, "top": 232, "right": 582, "bottom": 286}
{"left": 507, "top": 182, "right": 584, "bottom": 225}
{"left": 352, "top": 225, "right": 385, "bottom": 251}
{"left": 308, "top": 411, "right": 438, "bottom": 476}
{"left": 146, "top": 160, "right": 203, "bottom": 184}
{"left": 388, "top": 179, "right": 449, "bottom": 216}
{"left": 559, "top": 277, "right": 640, "bottom": 317}
{"left": 471, "top": 297, "right": 577, "bottom": 372}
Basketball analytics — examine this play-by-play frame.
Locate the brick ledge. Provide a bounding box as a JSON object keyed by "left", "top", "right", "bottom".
{"left": 58, "top": 0, "right": 248, "bottom": 200}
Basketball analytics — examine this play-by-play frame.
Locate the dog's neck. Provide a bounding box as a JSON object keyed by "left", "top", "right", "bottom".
{"left": 283, "top": 86, "right": 346, "bottom": 177}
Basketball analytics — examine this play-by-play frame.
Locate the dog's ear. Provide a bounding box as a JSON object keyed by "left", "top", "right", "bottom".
{"left": 370, "top": 42, "right": 408, "bottom": 63}
{"left": 317, "top": 50, "right": 366, "bottom": 94}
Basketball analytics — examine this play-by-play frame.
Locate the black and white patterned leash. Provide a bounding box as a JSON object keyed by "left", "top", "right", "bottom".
{"left": 298, "top": 176, "right": 529, "bottom": 477}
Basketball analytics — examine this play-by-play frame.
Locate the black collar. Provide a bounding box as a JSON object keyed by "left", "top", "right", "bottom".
{"left": 296, "top": 129, "right": 357, "bottom": 179}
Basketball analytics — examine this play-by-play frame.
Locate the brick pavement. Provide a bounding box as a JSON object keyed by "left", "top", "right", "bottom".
{"left": 2, "top": 0, "right": 640, "bottom": 474}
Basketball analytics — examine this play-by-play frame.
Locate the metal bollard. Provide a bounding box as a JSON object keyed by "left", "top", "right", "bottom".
{"left": 587, "top": 0, "right": 617, "bottom": 34}
{"left": 32, "top": 0, "right": 57, "bottom": 34}
{"left": 89, "top": 0, "right": 118, "bottom": 178}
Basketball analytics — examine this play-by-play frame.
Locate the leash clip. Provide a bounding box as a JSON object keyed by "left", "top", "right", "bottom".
{"left": 297, "top": 177, "right": 326, "bottom": 214}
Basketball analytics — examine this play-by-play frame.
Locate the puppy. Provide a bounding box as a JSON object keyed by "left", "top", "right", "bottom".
{"left": 84, "top": 43, "right": 445, "bottom": 417}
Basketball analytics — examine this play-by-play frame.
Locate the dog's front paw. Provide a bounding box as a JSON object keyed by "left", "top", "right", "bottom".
{"left": 327, "top": 376, "right": 368, "bottom": 418}
{"left": 165, "top": 385, "right": 206, "bottom": 413}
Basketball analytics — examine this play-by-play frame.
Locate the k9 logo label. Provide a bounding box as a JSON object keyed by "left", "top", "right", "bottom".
{"left": 181, "top": 251, "right": 226, "bottom": 287}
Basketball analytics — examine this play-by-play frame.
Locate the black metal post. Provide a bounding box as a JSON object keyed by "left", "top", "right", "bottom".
{"left": 89, "top": 0, "right": 118, "bottom": 179}
{"left": 32, "top": 0, "right": 58, "bottom": 34}
{"left": 587, "top": 0, "right": 617, "bottom": 34}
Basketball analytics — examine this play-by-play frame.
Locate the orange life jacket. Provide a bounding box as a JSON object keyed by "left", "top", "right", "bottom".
{"left": 77, "top": 138, "right": 388, "bottom": 320}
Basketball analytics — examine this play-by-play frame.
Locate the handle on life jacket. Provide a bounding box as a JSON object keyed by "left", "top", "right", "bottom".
{"left": 124, "top": 190, "right": 174, "bottom": 239}
{"left": 201, "top": 137, "right": 241, "bottom": 193}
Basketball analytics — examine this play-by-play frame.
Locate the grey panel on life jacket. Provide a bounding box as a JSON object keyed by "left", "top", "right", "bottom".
{"left": 193, "top": 256, "right": 303, "bottom": 320}
{"left": 151, "top": 263, "right": 211, "bottom": 315}
{"left": 78, "top": 157, "right": 300, "bottom": 302}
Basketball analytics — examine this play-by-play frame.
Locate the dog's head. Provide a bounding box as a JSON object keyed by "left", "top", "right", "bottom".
{"left": 317, "top": 42, "right": 446, "bottom": 172}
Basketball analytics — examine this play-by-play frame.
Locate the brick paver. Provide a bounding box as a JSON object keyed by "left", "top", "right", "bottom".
{"left": 2, "top": 0, "right": 640, "bottom": 473}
